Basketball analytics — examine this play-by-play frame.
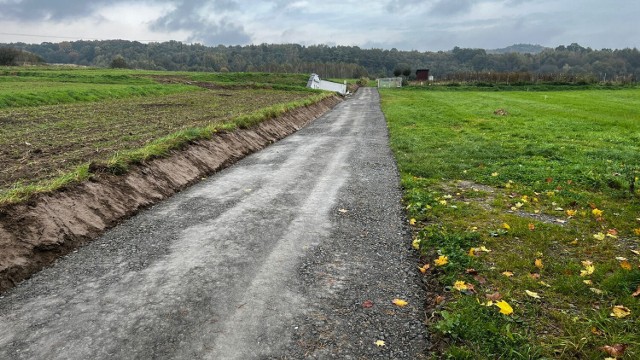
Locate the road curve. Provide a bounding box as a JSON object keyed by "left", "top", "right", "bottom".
{"left": 0, "top": 88, "right": 426, "bottom": 359}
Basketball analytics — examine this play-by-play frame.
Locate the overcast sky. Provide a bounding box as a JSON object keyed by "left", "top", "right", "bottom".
{"left": 0, "top": 0, "right": 638, "bottom": 51}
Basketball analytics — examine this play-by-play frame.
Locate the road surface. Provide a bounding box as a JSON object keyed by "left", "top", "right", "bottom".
{"left": 0, "top": 88, "right": 426, "bottom": 359}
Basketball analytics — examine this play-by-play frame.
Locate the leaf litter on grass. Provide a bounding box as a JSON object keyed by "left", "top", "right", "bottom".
{"left": 382, "top": 88, "right": 640, "bottom": 359}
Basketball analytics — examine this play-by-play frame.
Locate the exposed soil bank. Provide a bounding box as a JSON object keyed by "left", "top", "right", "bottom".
{"left": 0, "top": 95, "right": 342, "bottom": 294}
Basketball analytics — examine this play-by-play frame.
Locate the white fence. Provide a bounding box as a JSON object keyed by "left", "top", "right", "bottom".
{"left": 377, "top": 77, "right": 403, "bottom": 88}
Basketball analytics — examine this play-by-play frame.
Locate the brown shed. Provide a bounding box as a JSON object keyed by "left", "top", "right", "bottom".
{"left": 416, "top": 69, "right": 430, "bottom": 81}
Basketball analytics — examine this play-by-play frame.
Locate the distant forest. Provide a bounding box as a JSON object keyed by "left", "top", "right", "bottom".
{"left": 2, "top": 40, "right": 639, "bottom": 82}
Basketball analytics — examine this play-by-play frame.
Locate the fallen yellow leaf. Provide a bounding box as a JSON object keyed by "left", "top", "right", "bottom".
{"left": 412, "top": 239, "right": 421, "bottom": 250}
{"left": 392, "top": 298, "right": 408, "bottom": 307}
{"left": 580, "top": 264, "right": 595, "bottom": 277}
{"left": 434, "top": 255, "right": 449, "bottom": 267}
{"left": 593, "top": 232, "right": 605, "bottom": 241}
{"left": 468, "top": 247, "right": 476, "bottom": 257}
{"left": 502, "top": 271, "right": 514, "bottom": 277}
{"left": 439, "top": 199, "right": 448, "bottom": 206}
{"left": 634, "top": 228, "right": 640, "bottom": 236}
{"left": 592, "top": 208, "right": 603, "bottom": 217}
{"left": 620, "top": 260, "right": 632, "bottom": 271}
{"left": 491, "top": 172, "right": 499, "bottom": 177}
{"left": 610, "top": 305, "right": 631, "bottom": 318}
{"left": 534, "top": 259, "right": 544, "bottom": 269}
{"left": 566, "top": 209, "right": 577, "bottom": 217}
{"left": 525, "top": 290, "right": 541, "bottom": 299}
{"left": 590, "top": 288, "right": 604, "bottom": 295}
{"left": 409, "top": 218, "right": 416, "bottom": 225}
{"left": 495, "top": 300, "right": 513, "bottom": 315}
{"left": 453, "top": 281, "right": 468, "bottom": 291}
{"left": 502, "top": 223, "right": 511, "bottom": 230}
{"left": 539, "top": 281, "right": 552, "bottom": 287}
{"left": 528, "top": 223, "right": 535, "bottom": 231}
{"left": 418, "top": 264, "right": 430, "bottom": 274}
{"left": 375, "top": 340, "right": 386, "bottom": 347}
{"left": 583, "top": 279, "right": 593, "bottom": 285}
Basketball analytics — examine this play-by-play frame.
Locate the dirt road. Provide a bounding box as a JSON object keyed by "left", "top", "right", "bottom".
{"left": 0, "top": 88, "right": 426, "bottom": 359}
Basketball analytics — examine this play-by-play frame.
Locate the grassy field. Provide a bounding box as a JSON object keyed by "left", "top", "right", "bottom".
{"left": 381, "top": 87, "right": 640, "bottom": 359}
{"left": 0, "top": 67, "right": 327, "bottom": 204}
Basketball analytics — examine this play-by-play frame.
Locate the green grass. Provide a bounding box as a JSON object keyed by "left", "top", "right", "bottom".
{"left": 0, "top": 67, "right": 333, "bottom": 205}
{"left": 381, "top": 87, "right": 640, "bottom": 359}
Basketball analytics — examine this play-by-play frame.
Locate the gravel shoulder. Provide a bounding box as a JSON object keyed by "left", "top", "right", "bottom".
{"left": 0, "top": 88, "right": 427, "bottom": 359}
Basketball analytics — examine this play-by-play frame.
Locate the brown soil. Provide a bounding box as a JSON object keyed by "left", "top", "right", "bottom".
{"left": 0, "top": 89, "right": 312, "bottom": 190}
{"left": 0, "top": 95, "right": 342, "bottom": 294}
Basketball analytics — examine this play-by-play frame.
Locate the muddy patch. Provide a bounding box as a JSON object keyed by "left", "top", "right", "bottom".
{"left": 0, "top": 95, "right": 342, "bottom": 294}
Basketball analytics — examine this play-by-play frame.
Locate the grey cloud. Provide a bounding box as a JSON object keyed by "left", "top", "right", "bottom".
{"left": 0, "top": 0, "right": 112, "bottom": 20}
{"left": 386, "top": 0, "right": 430, "bottom": 13}
{"left": 150, "top": 0, "right": 250, "bottom": 45}
{"left": 188, "top": 20, "right": 251, "bottom": 45}
{"left": 430, "top": 0, "right": 475, "bottom": 16}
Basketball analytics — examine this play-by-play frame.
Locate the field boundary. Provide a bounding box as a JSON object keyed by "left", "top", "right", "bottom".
{"left": 0, "top": 94, "right": 343, "bottom": 293}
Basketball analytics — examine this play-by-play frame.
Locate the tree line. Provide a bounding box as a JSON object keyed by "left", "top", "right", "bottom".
{"left": 0, "top": 47, "right": 44, "bottom": 66}
{"left": 2, "top": 40, "right": 639, "bottom": 82}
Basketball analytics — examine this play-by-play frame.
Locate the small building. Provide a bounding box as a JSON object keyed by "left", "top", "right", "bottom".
{"left": 416, "top": 69, "right": 430, "bottom": 81}
{"left": 377, "top": 77, "right": 403, "bottom": 88}
{"left": 306, "top": 73, "right": 347, "bottom": 95}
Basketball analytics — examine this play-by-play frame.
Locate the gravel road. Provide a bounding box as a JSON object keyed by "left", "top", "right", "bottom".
{"left": 0, "top": 88, "right": 427, "bottom": 359}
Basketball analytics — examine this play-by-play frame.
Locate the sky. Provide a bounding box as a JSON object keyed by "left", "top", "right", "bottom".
{"left": 0, "top": 0, "right": 638, "bottom": 51}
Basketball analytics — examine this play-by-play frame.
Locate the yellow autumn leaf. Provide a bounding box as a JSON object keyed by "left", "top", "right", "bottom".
{"left": 468, "top": 248, "right": 476, "bottom": 257}
{"left": 479, "top": 246, "right": 491, "bottom": 252}
{"left": 590, "top": 288, "right": 604, "bottom": 295}
{"left": 593, "top": 232, "right": 605, "bottom": 241}
{"left": 439, "top": 199, "right": 447, "bottom": 206}
{"left": 491, "top": 172, "right": 499, "bottom": 177}
{"left": 566, "top": 209, "right": 577, "bottom": 217}
{"left": 502, "top": 271, "right": 514, "bottom": 277}
{"left": 418, "top": 264, "right": 430, "bottom": 274}
{"left": 453, "top": 281, "right": 468, "bottom": 291}
{"left": 502, "top": 223, "right": 511, "bottom": 230}
{"left": 583, "top": 279, "right": 593, "bottom": 285}
{"left": 610, "top": 305, "right": 631, "bottom": 318}
{"left": 375, "top": 340, "right": 386, "bottom": 347}
{"left": 409, "top": 218, "right": 416, "bottom": 225}
{"left": 412, "top": 238, "right": 421, "bottom": 250}
{"left": 592, "top": 208, "right": 603, "bottom": 217}
{"left": 525, "top": 290, "right": 541, "bottom": 299}
{"left": 392, "top": 298, "right": 408, "bottom": 307}
{"left": 495, "top": 300, "right": 514, "bottom": 315}
{"left": 528, "top": 223, "right": 535, "bottom": 231}
{"left": 620, "top": 260, "right": 632, "bottom": 271}
{"left": 580, "top": 264, "right": 595, "bottom": 277}
{"left": 534, "top": 259, "right": 544, "bottom": 269}
{"left": 634, "top": 228, "right": 640, "bottom": 236}
{"left": 434, "top": 255, "right": 449, "bottom": 267}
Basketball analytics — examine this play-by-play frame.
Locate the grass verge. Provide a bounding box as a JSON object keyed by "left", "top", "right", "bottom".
{"left": 381, "top": 87, "right": 640, "bottom": 359}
